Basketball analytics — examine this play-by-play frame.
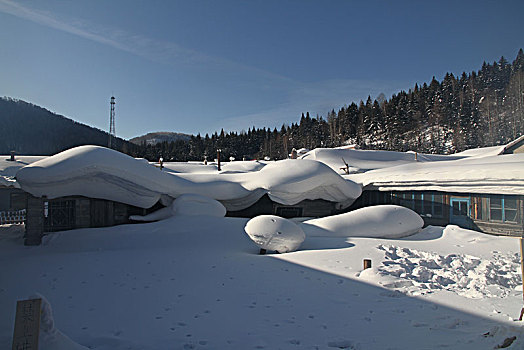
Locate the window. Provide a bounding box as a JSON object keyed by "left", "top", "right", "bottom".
{"left": 395, "top": 192, "right": 444, "bottom": 218}
{"left": 275, "top": 207, "right": 303, "bottom": 218}
{"left": 433, "top": 194, "right": 443, "bottom": 217}
{"left": 504, "top": 196, "right": 517, "bottom": 222}
{"left": 414, "top": 193, "right": 423, "bottom": 213}
{"left": 490, "top": 196, "right": 503, "bottom": 221}
{"left": 489, "top": 195, "right": 518, "bottom": 223}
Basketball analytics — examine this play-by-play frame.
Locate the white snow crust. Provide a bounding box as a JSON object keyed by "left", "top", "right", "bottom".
{"left": 15, "top": 146, "right": 361, "bottom": 210}
{"left": 301, "top": 205, "right": 424, "bottom": 238}
{"left": 244, "top": 215, "right": 306, "bottom": 252}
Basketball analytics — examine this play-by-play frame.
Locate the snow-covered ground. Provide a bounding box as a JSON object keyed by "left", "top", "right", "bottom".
{"left": 1, "top": 218, "right": 523, "bottom": 349}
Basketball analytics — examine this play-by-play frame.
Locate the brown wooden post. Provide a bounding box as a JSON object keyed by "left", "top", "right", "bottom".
{"left": 363, "top": 259, "right": 372, "bottom": 269}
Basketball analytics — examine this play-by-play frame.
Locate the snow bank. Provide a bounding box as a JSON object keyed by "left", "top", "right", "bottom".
{"left": 300, "top": 205, "right": 424, "bottom": 238}
{"left": 16, "top": 146, "right": 361, "bottom": 211}
{"left": 244, "top": 215, "right": 305, "bottom": 252}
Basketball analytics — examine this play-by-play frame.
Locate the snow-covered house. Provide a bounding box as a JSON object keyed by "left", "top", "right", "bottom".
{"left": 14, "top": 146, "right": 362, "bottom": 245}
{"left": 347, "top": 152, "right": 524, "bottom": 236}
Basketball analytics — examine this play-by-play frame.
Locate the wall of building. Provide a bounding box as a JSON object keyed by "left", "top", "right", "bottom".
{"left": 351, "top": 189, "right": 524, "bottom": 237}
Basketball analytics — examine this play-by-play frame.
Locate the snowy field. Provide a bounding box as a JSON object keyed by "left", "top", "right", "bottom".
{"left": 1, "top": 218, "right": 523, "bottom": 349}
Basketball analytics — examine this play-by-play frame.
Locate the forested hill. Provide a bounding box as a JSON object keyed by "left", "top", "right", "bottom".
{"left": 2, "top": 49, "right": 523, "bottom": 160}
{"left": 137, "top": 49, "right": 524, "bottom": 161}
{"left": 0, "top": 98, "right": 137, "bottom": 155}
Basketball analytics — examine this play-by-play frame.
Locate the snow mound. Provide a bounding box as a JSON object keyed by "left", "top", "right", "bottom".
{"left": 16, "top": 146, "right": 361, "bottom": 211}
{"left": 30, "top": 294, "right": 89, "bottom": 350}
{"left": 369, "top": 245, "right": 522, "bottom": 299}
{"left": 301, "top": 205, "right": 423, "bottom": 238}
{"left": 171, "top": 193, "right": 226, "bottom": 217}
{"left": 130, "top": 194, "right": 226, "bottom": 221}
{"left": 244, "top": 215, "right": 306, "bottom": 253}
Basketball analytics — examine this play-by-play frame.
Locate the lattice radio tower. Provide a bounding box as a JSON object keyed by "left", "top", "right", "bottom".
{"left": 108, "top": 96, "right": 116, "bottom": 149}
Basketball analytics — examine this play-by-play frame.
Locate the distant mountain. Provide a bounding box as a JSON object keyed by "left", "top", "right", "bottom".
{"left": 129, "top": 132, "right": 192, "bottom": 145}
{"left": 0, "top": 97, "right": 137, "bottom": 155}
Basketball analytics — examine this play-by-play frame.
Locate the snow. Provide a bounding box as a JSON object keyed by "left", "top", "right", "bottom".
{"left": 1, "top": 219, "right": 523, "bottom": 349}
{"left": 15, "top": 146, "right": 361, "bottom": 211}
{"left": 300, "top": 148, "right": 465, "bottom": 174}
{"left": 0, "top": 155, "right": 46, "bottom": 188}
{"left": 130, "top": 194, "right": 226, "bottom": 221}
{"left": 162, "top": 160, "right": 266, "bottom": 174}
{"left": 347, "top": 153, "right": 524, "bottom": 195}
{"left": 34, "top": 294, "right": 89, "bottom": 350}
{"left": 4, "top": 142, "right": 524, "bottom": 348}
{"left": 301, "top": 205, "right": 424, "bottom": 238}
{"left": 244, "top": 215, "right": 306, "bottom": 252}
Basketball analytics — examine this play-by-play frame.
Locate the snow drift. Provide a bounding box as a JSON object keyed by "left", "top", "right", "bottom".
{"left": 301, "top": 205, "right": 424, "bottom": 238}
{"left": 15, "top": 145, "right": 361, "bottom": 211}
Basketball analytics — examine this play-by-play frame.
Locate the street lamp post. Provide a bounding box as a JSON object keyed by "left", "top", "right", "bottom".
{"left": 217, "top": 149, "right": 222, "bottom": 171}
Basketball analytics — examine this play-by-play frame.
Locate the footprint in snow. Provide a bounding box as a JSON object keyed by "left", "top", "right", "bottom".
{"left": 328, "top": 339, "right": 359, "bottom": 349}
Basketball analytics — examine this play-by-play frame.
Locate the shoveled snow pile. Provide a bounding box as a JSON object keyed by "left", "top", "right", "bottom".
{"left": 301, "top": 205, "right": 424, "bottom": 238}
{"left": 300, "top": 148, "right": 464, "bottom": 174}
{"left": 244, "top": 215, "right": 306, "bottom": 253}
{"left": 15, "top": 145, "right": 361, "bottom": 211}
{"left": 356, "top": 226, "right": 523, "bottom": 300}
{"left": 364, "top": 244, "right": 522, "bottom": 299}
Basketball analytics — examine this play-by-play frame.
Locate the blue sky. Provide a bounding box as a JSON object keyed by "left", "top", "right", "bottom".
{"left": 0, "top": 0, "right": 523, "bottom": 139}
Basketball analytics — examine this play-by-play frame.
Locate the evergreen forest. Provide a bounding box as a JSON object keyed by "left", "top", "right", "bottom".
{"left": 1, "top": 49, "right": 523, "bottom": 161}
{"left": 135, "top": 50, "right": 524, "bottom": 161}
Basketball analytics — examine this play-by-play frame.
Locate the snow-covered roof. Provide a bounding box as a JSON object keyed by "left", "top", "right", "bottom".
{"left": 300, "top": 148, "right": 464, "bottom": 174}
{"left": 347, "top": 153, "right": 524, "bottom": 195}
{"left": 0, "top": 155, "right": 46, "bottom": 188}
{"left": 15, "top": 145, "right": 362, "bottom": 210}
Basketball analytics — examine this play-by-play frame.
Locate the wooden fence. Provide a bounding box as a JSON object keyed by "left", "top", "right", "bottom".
{"left": 0, "top": 209, "right": 26, "bottom": 225}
